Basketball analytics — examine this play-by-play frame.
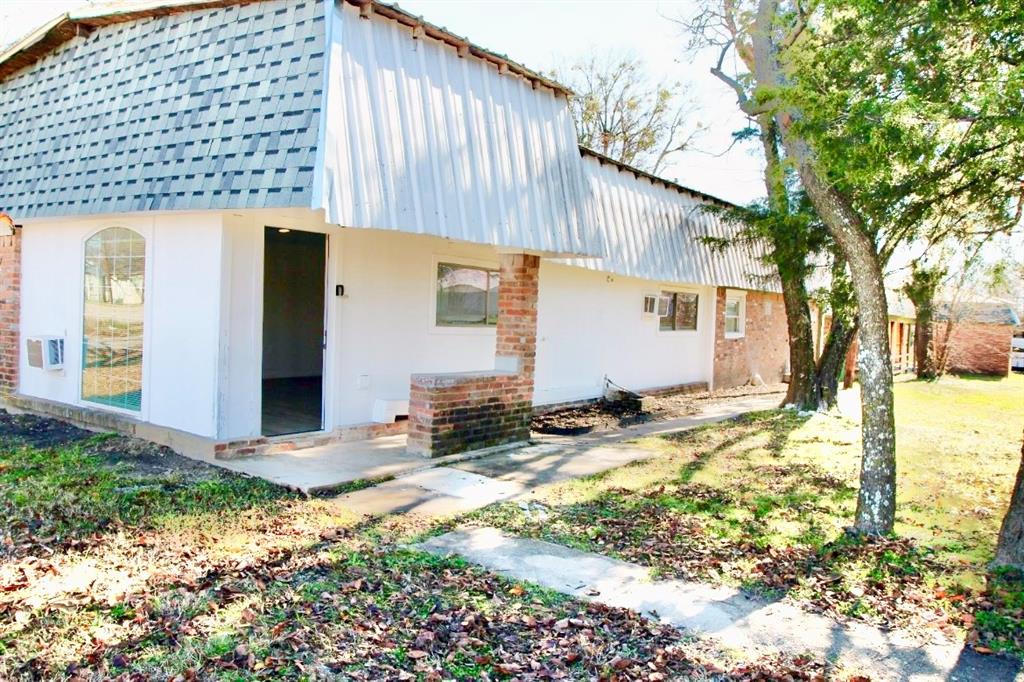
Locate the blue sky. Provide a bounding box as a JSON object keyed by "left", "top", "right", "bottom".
{"left": 1, "top": 0, "right": 766, "bottom": 204}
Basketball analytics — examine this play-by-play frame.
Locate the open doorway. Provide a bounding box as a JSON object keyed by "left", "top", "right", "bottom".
{"left": 261, "top": 227, "right": 327, "bottom": 436}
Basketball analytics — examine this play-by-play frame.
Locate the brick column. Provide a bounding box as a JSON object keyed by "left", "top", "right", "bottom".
{"left": 0, "top": 227, "right": 21, "bottom": 397}
{"left": 407, "top": 253, "right": 540, "bottom": 457}
{"left": 495, "top": 253, "right": 540, "bottom": 386}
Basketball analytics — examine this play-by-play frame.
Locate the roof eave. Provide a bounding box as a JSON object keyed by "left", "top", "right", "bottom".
{"left": 579, "top": 145, "right": 737, "bottom": 209}
{"left": 0, "top": 0, "right": 574, "bottom": 97}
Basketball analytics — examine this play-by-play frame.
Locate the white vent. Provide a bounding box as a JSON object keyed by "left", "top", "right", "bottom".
{"left": 26, "top": 336, "right": 64, "bottom": 371}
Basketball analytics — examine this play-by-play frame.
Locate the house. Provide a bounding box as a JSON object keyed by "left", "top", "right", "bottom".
{"left": 932, "top": 302, "right": 1019, "bottom": 377}
{"left": 0, "top": 0, "right": 786, "bottom": 459}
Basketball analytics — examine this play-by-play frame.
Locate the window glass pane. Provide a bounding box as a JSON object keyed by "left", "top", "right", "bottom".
{"left": 658, "top": 291, "right": 676, "bottom": 330}
{"left": 82, "top": 227, "right": 144, "bottom": 411}
{"left": 436, "top": 262, "right": 498, "bottom": 327}
{"left": 725, "top": 297, "right": 742, "bottom": 334}
{"left": 674, "top": 292, "right": 699, "bottom": 330}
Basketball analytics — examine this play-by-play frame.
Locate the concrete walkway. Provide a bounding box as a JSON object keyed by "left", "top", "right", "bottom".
{"left": 332, "top": 392, "right": 783, "bottom": 516}
{"left": 418, "top": 527, "right": 1022, "bottom": 682}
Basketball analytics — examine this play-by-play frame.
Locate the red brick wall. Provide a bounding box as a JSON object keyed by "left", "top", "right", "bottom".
{"left": 712, "top": 288, "right": 788, "bottom": 390}
{"left": 934, "top": 321, "right": 1012, "bottom": 376}
{"left": 0, "top": 229, "right": 20, "bottom": 396}
{"left": 407, "top": 253, "right": 540, "bottom": 457}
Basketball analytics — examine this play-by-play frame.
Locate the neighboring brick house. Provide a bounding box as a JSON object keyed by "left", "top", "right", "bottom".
{"left": 933, "top": 303, "right": 1019, "bottom": 377}
{"left": 713, "top": 289, "right": 788, "bottom": 389}
{"left": 0, "top": 0, "right": 788, "bottom": 460}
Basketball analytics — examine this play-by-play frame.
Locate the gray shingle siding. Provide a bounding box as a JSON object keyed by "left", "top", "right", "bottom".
{"left": 0, "top": 0, "right": 324, "bottom": 219}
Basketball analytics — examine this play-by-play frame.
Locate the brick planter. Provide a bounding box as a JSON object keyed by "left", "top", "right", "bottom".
{"left": 407, "top": 370, "right": 531, "bottom": 457}
{"left": 408, "top": 253, "right": 540, "bottom": 457}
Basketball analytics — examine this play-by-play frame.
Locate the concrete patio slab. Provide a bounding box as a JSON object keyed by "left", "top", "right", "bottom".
{"left": 214, "top": 434, "right": 418, "bottom": 494}
{"left": 418, "top": 527, "right": 1021, "bottom": 682}
{"left": 221, "top": 391, "right": 783, "bottom": 497}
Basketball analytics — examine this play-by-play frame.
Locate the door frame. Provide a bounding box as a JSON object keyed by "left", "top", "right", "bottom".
{"left": 259, "top": 225, "right": 330, "bottom": 436}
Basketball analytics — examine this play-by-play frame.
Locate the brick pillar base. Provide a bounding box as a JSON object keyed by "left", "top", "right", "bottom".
{"left": 0, "top": 227, "right": 21, "bottom": 397}
{"left": 407, "top": 253, "right": 540, "bottom": 457}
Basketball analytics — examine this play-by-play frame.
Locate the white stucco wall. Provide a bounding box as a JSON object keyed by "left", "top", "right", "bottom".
{"left": 20, "top": 208, "right": 718, "bottom": 441}
{"left": 19, "top": 213, "right": 223, "bottom": 437}
{"left": 217, "top": 209, "right": 499, "bottom": 438}
{"left": 535, "top": 263, "right": 716, "bottom": 405}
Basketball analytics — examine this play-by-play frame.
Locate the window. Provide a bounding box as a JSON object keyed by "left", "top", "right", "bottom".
{"left": 725, "top": 291, "right": 746, "bottom": 337}
{"left": 82, "top": 227, "right": 145, "bottom": 411}
{"left": 436, "top": 262, "right": 499, "bottom": 327}
{"left": 658, "top": 291, "right": 699, "bottom": 331}
{"left": 642, "top": 294, "right": 657, "bottom": 315}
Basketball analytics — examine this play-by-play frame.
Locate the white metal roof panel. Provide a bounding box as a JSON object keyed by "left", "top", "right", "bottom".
{"left": 567, "top": 153, "right": 780, "bottom": 292}
{"left": 314, "top": 1, "right": 603, "bottom": 258}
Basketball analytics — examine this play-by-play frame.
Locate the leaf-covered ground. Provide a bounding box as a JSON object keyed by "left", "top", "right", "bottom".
{"left": 472, "top": 374, "right": 1024, "bottom": 656}
{"left": 0, "top": 415, "right": 827, "bottom": 680}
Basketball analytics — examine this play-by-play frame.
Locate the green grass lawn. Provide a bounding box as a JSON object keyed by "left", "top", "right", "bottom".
{"left": 0, "top": 423, "right": 818, "bottom": 679}
{"left": 471, "top": 374, "right": 1024, "bottom": 652}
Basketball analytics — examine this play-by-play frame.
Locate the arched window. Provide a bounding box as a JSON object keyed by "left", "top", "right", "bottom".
{"left": 82, "top": 227, "right": 145, "bottom": 411}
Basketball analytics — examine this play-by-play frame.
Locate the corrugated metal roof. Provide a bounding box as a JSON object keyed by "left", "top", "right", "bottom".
{"left": 563, "top": 153, "right": 779, "bottom": 291}
{"left": 0, "top": 0, "right": 324, "bottom": 218}
{"left": 315, "top": 0, "right": 602, "bottom": 257}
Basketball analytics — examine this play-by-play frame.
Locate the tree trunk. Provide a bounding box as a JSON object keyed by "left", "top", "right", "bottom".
{"left": 756, "top": 114, "right": 820, "bottom": 410}
{"left": 994, "top": 431, "right": 1024, "bottom": 569}
{"left": 750, "top": 0, "right": 897, "bottom": 535}
{"left": 781, "top": 273, "right": 820, "bottom": 409}
{"left": 818, "top": 315, "right": 858, "bottom": 408}
{"left": 788, "top": 156, "right": 897, "bottom": 535}
{"left": 914, "top": 304, "right": 935, "bottom": 378}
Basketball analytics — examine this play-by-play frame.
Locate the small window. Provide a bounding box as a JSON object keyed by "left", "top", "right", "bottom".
{"left": 659, "top": 291, "right": 699, "bottom": 331}
{"left": 436, "top": 262, "right": 499, "bottom": 327}
{"left": 642, "top": 294, "right": 657, "bottom": 315}
{"left": 725, "top": 292, "right": 745, "bottom": 337}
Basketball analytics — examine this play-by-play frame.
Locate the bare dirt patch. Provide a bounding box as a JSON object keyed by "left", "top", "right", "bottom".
{"left": 0, "top": 409, "right": 220, "bottom": 482}
{"left": 531, "top": 383, "right": 785, "bottom": 435}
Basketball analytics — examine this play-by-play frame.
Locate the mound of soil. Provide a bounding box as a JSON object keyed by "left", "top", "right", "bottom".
{"left": 532, "top": 399, "right": 655, "bottom": 435}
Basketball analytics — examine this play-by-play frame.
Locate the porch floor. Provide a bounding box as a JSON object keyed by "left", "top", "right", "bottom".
{"left": 214, "top": 434, "right": 417, "bottom": 494}
{"left": 215, "top": 392, "right": 783, "bottom": 496}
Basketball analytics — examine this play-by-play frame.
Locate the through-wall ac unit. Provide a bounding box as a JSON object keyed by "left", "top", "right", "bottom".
{"left": 26, "top": 336, "right": 64, "bottom": 371}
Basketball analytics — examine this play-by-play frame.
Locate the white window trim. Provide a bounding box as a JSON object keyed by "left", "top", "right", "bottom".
{"left": 76, "top": 222, "right": 154, "bottom": 420}
{"left": 724, "top": 289, "right": 747, "bottom": 339}
{"left": 656, "top": 286, "right": 701, "bottom": 336}
{"left": 429, "top": 254, "right": 500, "bottom": 335}
{"left": 642, "top": 292, "right": 659, "bottom": 318}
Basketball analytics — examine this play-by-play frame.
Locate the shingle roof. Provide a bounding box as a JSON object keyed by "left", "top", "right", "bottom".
{"left": 935, "top": 302, "right": 1021, "bottom": 326}
{"left": 0, "top": 0, "right": 324, "bottom": 218}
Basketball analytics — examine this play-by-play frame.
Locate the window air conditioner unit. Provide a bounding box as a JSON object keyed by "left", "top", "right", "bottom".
{"left": 26, "top": 336, "right": 64, "bottom": 371}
